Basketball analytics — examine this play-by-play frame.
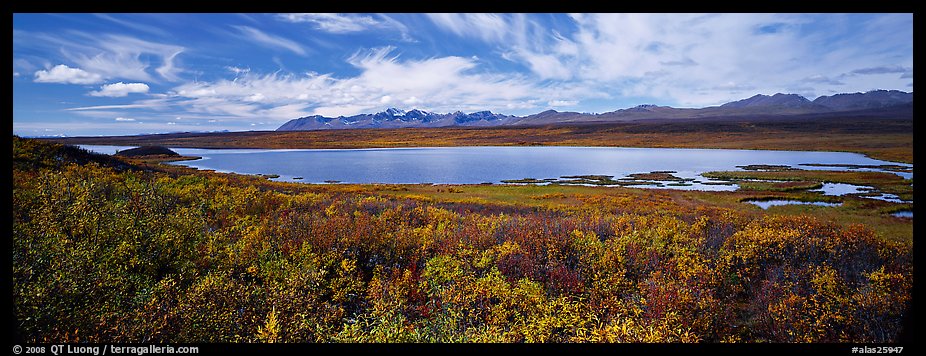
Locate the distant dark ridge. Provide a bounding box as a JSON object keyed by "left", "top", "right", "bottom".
{"left": 277, "top": 90, "right": 913, "bottom": 131}
{"left": 115, "top": 146, "right": 180, "bottom": 157}
{"left": 277, "top": 108, "right": 518, "bottom": 131}
{"left": 813, "top": 89, "right": 913, "bottom": 111}
{"left": 720, "top": 93, "right": 815, "bottom": 109}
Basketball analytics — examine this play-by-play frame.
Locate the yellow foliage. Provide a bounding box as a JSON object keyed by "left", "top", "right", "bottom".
{"left": 256, "top": 307, "right": 280, "bottom": 343}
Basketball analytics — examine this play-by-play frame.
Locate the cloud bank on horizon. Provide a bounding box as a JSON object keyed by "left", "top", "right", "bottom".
{"left": 12, "top": 13, "right": 913, "bottom": 136}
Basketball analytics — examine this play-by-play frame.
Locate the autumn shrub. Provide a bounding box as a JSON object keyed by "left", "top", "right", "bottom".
{"left": 12, "top": 137, "right": 912, "bottom": 343}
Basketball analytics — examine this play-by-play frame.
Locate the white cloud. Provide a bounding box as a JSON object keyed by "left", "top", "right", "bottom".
{"left": 226, "top": 66, "right": 250, "bottom": 75}
{"left": 257, "top": 103, "right": 310, "bottom": 119}
{"left": 278, "top": 13, "right": 381, "bottom": 33}
{"left": 16, "top": 30, "right": 185, "bottom": 83}
{"left": 156, "top": 50, "right": 184, "bottom": 82}
{"left": 430, "top": 13, "right": 912, "bottom": 107}
{"left": 803, "top": 75, "right": 844, "bottom": 86}
{"left": 569, "top": 13, "right": 911, "bottom": 106}
{"left": 66, "top": 102, "right": 165, "bottom": 111}
{"left": 711, "top": 82, "right": 757, "bottom": 92}
{"left": 182, "top": 97, "right": 260, "bottom": 118}
{"left": 13, "top": 119, "right": 219, "bottom": 137}
{"left": 173, "top": 72, "right": 334, "bottom": 104}
{"left": 114, "top": 117, "right": 135, "bottom": 121}
{"left": 14, "top": 58, "right": 38, "bottom": 74}
{"left": 234, "top": 26, "right": 307, "bottom": 56}
{"left": 403, "top": 96, "right": 421, "bottom": 105}
{"left": 312, "top": 104, "right": 372, "bottom": 117}
{"left": 90, "top": 82, "right": 150, "bottom": 97}
{"left": 376, "top": 14, "right": 417, "bottom": 42}
{"left": 515, "top": 52, "right": 573, "bottom": 80}
{"left": 68, "top": 34, "right": 185, "bottom": 83}
{"left": 177, "top": 88, "right": 217, "bottom": 98}
{"left": 246, "top": 93, "right": 265, "bottom": 102}
{"left": 427, "top": 14, "right": 509, "bottom": 43}
{"left": 94, "top": 14, "right": 172, "bottom": 37}
{"left": 12, "top": 14, "right": 914, "bottom": 137}
{"left": 851, "top": 65, "right": 910, "bottom": 75}
{"left": 32, "top": 14, "right": 909, "bottom": 134}
{"left": 548, "top": 100, "right": 578, "bottom": 107}
{"left": 277, "top": 13, "right": 415, "bottom": 42}
{"left": 34, "top": 64, "right": 103, "bottom": 84}
{"left": 163, "top": 46, "right": 586, "bottom": 120}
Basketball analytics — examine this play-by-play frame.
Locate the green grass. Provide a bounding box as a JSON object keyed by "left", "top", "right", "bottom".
{"left": 111, "top": 141, "right": 915, "bottom": 246}
{"left": 366, "top": 181, "right": 913, "bottom": 245}
{"left": 703, "top": 169, "right": 912, "bottom": 199}
{"left": 737, "top": 180, "right": 823, "bottom": 192}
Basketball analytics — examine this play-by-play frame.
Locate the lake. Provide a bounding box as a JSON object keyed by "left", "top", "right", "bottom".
{"left": 79, "top": 145, "right": 912, "bottom": 193}
{"left": 745, "top": 199, "right": 844, "bottom": 209}
{"left": 810, "top": 182, "right": 910, "bottom": 203}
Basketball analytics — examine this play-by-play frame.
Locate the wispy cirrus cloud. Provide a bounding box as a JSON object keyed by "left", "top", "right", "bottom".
{"left": 65, "top": 98, "right": 172, "bottom": 111}
{"left": 68, "top": 34, "right": 185, "bottom": 83}
{"left": 426, "top": 14, "right": 510, "bottom": 43}
{"left": 851, "top": 65, "right": 910, "bottom": 75}
{"left": 93, "top": 14, "right": 172, "bottom": 37}
{"left": 277, "top": 13, "right": 381, "bottom": 33}
{"left": 802, "top": 75, "right": 845, "bottom": 86}
{"left": 277, "top": 13, "right": 416, "bottom": 42}
{"left": 13, "top": 13, "right": 913, "bottom": 137}
{"left": 110, "top": 46, "right": 594, "bottom": 121}
{"left": 18, "top": 30, "right": 186, "bottom": 84}
{"left": 233, "top": 25, "right": 307, "bottom": 56}
{"left": 430, "top": 13, "right": 913, "bottom": 106}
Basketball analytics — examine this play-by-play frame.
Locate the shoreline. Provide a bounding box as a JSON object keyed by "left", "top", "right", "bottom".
{"left": 50, "top": 135, "right": 913, "bottom": 165}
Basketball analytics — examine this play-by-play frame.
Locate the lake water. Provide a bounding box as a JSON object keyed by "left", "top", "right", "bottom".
{"left": 812, "top": 182, "right": 874, "bottom": 196}
{"left": 745, "top": 199, "right": 843, "bottom": 209}
{"left": 78, "top": 145, "right": 912, "bottom": 193}
{"left": 809, "top": 182, "right": 911, "bottom": 203}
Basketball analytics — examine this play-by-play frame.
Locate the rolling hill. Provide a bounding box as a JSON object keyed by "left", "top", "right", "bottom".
{"left": 276, "top": 90, "right": 912, "bottom": 130}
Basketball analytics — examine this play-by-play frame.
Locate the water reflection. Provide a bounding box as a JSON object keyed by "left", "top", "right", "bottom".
{"left": 746, "top": 199, "right": 842, "bottom": 209}
{"left": 77, "top": 145, "right": 912, "bottom": 192}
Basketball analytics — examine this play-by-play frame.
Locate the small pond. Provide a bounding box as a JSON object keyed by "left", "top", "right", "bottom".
{"left": 745, "top": 199, "right": 843, "bottom": 209}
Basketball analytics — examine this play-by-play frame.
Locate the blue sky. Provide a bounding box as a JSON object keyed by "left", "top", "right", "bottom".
{"left": 12, "top": 13, "right": 913, "bottom": 137}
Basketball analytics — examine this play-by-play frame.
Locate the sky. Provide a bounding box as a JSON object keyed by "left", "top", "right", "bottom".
{"left": 12, "top": 13, "right": 913, "bottom": 137}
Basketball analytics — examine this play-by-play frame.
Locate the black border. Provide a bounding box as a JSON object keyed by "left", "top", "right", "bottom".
{"left": 8, "top": 3, "right": 918, "bottom": 355}
{"left": 8, "top": 1, "right": 919, "bottom": 14}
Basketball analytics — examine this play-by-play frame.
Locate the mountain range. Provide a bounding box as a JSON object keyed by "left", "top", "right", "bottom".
{"left": 277, "top": 90, "right": 913, "bottom": 131}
